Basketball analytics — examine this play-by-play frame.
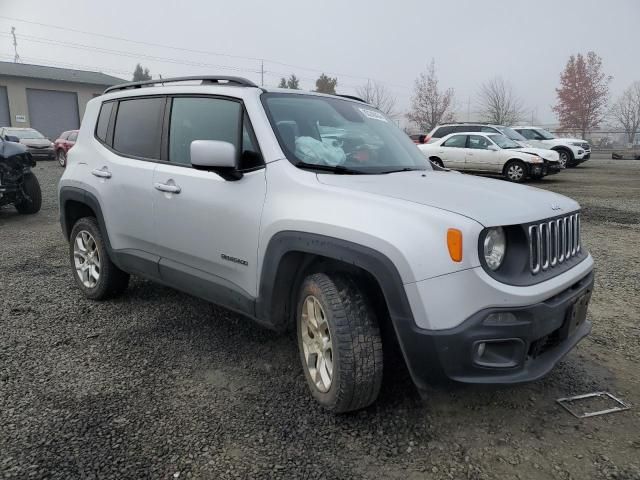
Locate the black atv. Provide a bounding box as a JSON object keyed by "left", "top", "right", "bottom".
{"left": 0, "top": 139, "right": 42, "bottom": 214}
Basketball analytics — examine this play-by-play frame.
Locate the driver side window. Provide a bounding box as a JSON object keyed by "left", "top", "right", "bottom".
{"left": 519, "top": 129, "right": 536, "bottom": 140}
{"left": 442, "top": 135, "right": 467, "bottom": 148}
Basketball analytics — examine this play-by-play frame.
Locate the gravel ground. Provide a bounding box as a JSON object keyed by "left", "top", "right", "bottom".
{"left": 1, "top": 159, "right": 639, "bottom": 480}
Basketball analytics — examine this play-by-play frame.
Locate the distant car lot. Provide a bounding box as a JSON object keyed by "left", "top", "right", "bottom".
{"left": 0, "top": 159, "right": 639, "bottom": 479}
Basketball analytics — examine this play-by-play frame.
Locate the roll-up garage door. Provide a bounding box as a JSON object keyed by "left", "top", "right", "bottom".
{"left": 0, "top": 86, "right": 10, "bottom": 127}
{"left": 26, "top": 88, "right": 79, "bottom": 140}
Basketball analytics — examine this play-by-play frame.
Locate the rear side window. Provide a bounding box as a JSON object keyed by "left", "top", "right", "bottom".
{"left": 113, "top": 97, "right": 164, "bottom": 159}
{"left": 169, "top": 97, "right": 241, "bottom": 165}
{"left": 68, "top": 131, "right": 78, "bottom": 142}
{"left": 433, "top": 126, "right": 453, "bottom": 138}
{"left": 443, "top": 135, "right": 467, "bottom": 148}
{"left": 95, "top": 102, "right": 114, "bottom": 143}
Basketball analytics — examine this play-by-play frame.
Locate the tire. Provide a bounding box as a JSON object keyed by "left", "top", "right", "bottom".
{"left": 503, "top": 160, "right": 528, "bottom": 183}
{"left": 556, "top": 149, "right": 572, "bottom": 168}
{"left": 296, "top": 272, "right": 383, "bottom": 413}
{"left": 57, "top": 149, "right": 67, "bottom": 167}
{"left": 430, "top": 157, "right": 444, "bottom": 168}
{"left": 14, "top": 173, "right": 42, "bottom": 214}
{"left": 69, "top": 217, "right": 130, "bottom": 300}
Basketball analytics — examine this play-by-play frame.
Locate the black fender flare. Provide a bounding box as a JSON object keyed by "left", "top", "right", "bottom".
{"left": 59, "top": 186, "right": 112, "bottom": 250}
{"left": 256, "top": 231, "right": 439, "bottom": 388}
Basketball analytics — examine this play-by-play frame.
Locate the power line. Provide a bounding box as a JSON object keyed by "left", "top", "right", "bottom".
{"left": 0, "top": 15, "right": 411, "bottom": 91}
{"left": 0, "top": 32, "right": 262, "bottom": 75}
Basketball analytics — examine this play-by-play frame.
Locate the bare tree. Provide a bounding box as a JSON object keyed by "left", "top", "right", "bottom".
{"left": 356, "top": 80, "right": 397, "bottom": 117}
{"left": 477, "top": 77, "right": 525, "bottom": 126}
{"left": 553, "top": 51, "right": 611, "bottom": 138}
{"left": 407, "top": 60, "right": 455, "bottom": 131}
{"left": 610, "top": 81, "right": 640, "bottom": 145}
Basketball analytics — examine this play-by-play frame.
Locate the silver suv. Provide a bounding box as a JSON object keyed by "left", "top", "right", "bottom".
{"left": 59, "top": 76, "right": 594, "bottom": 412}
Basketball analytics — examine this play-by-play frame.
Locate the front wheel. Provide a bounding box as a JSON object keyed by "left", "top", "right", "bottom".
{"left": 557, "top": 149, "right": 572, "bottom": 168}
{"left": 504, "top": 160, "right": 527, "bottom": 183}
{"left": 14, "top": 173, "right": 42, "bottom": 214}
{"left": 296, "top": 273, "right": 383, "bottom": 413}
{"left": 57, "top": 149, "right": 67, "bottom": 167}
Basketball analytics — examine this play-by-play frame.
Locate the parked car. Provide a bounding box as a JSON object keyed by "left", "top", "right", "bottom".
{"left": 512, "top": 126, "right": 590, "bottom": 168}
{"left": 425, "top": 122, "right": 562, "bottom": 167}
{"left": 59, "top": 76, "right": 594, "bottom": 413}
{"left": 53, "top": 130, "right": 79, "bottom": 167}
{"left": 419, "top": 132, "right": 559, "bottom": 181}
{"left": 0, "top": 127, "right": 55, "bottom": 161}
{"left": 409, "top": 133, "right": 428, "bottom": 144}
{"left": 0, "top": 138, "right": 42, "bottom": 214}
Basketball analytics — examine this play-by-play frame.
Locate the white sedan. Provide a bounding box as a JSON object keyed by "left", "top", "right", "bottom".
{"left": 418, "top": 132, "right": 560, "bottom": 182}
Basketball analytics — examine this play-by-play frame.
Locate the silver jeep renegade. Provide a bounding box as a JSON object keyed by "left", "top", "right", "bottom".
{"left": 59, "top": 76, "right": 594, "bottom": 412}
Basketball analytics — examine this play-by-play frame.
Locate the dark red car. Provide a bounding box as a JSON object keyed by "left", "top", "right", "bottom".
{"left": 53, "top": 130, "right": 78, "bottom": 167}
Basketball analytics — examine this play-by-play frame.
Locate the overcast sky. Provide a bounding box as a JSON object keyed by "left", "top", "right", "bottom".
{"left": 2, "top": 0, "right": 639, "bottom": 125}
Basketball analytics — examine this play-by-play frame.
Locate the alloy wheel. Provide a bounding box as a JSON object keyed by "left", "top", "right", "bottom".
{"left": 558, "top": 151, "right": 568, "bottom": 168}
{"left": 300, "top": 295, "right": 334, "bottom": 393}
{"left": 57, "top": 150, "right": 67, "bottom": 167}
{"left": 73, "top": 230, "right": 101, "bottom": 288}
{"left": 507, "top": 164, "right": 524, "bottom": 181}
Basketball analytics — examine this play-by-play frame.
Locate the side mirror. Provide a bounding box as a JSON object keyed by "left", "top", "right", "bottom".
{"left": 487, "top": 144, "right": 499, "bottom": 151}
{"left": 5, "top": 135, "right": 20, "bottom": 143}
{"left": 190, "top": 140, "right": 242, "bottom": 180}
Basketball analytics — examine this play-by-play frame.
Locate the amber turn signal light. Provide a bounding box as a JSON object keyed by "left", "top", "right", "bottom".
{"left": 447, "top": 228, "right": 463, "bottom": 262}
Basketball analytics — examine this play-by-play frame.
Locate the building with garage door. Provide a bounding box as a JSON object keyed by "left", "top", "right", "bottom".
{"left": 0, "top": 61, "right": 124, "bottom": 140}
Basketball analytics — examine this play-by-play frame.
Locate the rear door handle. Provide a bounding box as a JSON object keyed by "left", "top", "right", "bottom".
{"left": 154, "top": 182, "right": 181, "bottom": 194}
{"left": 91, "top": 167, "right": 112, "bottom": 179}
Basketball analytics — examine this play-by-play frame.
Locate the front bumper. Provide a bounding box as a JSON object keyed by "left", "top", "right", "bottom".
{"left": 27, "top": 148, "right": 54, "bottom": 160}
{"left": 396, "top": 270, "right": 594, "bottom": 388}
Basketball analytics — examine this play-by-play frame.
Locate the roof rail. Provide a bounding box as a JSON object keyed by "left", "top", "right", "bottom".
{"left": 104, "top": 76, "right": 259, "bottom": 94}
{"left": 336, "top": 94, "right": 368, "bottom": 104}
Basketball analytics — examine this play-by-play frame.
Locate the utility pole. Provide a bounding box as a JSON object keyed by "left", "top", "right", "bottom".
{"left": 260, "top": 60, "right": 264, "bottom": 87}
{"left": 11, "top": 26, "right": 21, "bottom": 63}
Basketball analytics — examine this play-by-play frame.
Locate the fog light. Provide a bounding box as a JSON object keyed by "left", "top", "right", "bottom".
{"left": 484, "top": 312, "right": 518, "bottom": 325}
{"left": 473, "top": 339, "right": 525, "bottom": 368}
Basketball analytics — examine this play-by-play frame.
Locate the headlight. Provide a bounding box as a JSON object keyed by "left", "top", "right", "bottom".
{"left": 483, "top": 227, "right": 506, "bottom": 271}
{"left": 529, "top": 155, "right": 543, "bottom": 163}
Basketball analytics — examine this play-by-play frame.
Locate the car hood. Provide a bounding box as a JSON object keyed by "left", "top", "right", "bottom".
{"left": 513, "top": 146, "right": 560, "bottom": 162}
{"left": 317, "top": 170, "right": 579, "bottom": 226}
{"left": 20, "top": 138, "right": 52, "bottom": 148}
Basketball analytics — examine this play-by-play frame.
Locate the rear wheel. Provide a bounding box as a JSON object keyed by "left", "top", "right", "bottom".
{"left": 430, "top": 157, "right": 444, "bottom": 168}
{"left": 69, "top": 217, "right": 129, "bottom": 300}
{"left": 504, "top": 160, "right": 527, "bottom": 183}
{"left": 57, "top": 149, "right": 67, "bottom": 167}
{"left": 14, "top": 173, "right": 42, "bottom": 214}
{"left": 296, "top": 273, "right": 383, "bottom": 413}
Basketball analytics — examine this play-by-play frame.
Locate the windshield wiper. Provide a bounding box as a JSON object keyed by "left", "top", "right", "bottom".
{"left": 294, "top": 162, "right": 367, "bottom": 175}
{"left": 379, "top": 167, "right": 423, "bottom": 174}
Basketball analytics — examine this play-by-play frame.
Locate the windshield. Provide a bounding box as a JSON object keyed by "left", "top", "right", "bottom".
{"left": 535, "top": 128, "right": 555, "bottom": 140}
{"left": 496, "top": 126, "right": 527, "bottom": 142}
{"left": 262, "top": 93, "right": 430, "bottom": 174}
{"left": 6, "top": 129, "right": 45, "bottom": 140}
{"left": 488, "top": 134, "right": 520, "bottom": 149}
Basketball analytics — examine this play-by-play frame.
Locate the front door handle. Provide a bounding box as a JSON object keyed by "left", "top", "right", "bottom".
{"left": 154, "top": 182, "right": 181, "bottom": 194}
{"left": 91, "top": 167, "right": 112, "bottom": 179}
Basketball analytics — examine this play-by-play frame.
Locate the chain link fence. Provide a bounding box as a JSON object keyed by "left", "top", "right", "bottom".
{"left": 552, "top": 130, "right": 639, "bottom": 151}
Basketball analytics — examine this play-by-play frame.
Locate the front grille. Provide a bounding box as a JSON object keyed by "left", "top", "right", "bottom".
{"left": 528, "top": 213, "right": 581, "bottom": 274}
{"left": 582, "top": 143, "right": 590, "bottom": 151}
